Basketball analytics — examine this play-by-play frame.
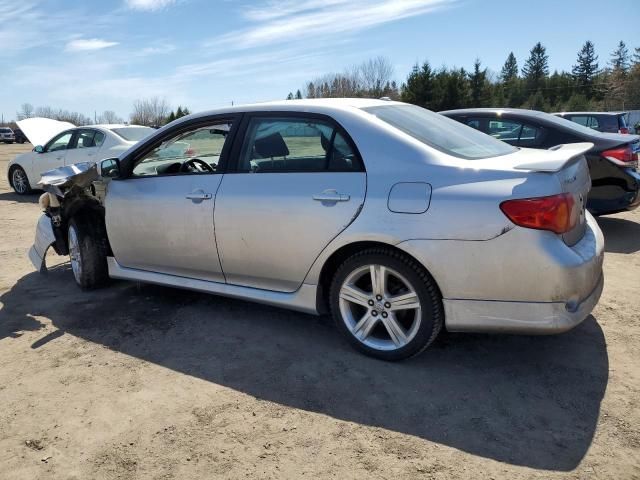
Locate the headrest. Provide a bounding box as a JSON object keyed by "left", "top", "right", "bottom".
{"left": 254, "top": 132, "right": 289, "bottom": 158}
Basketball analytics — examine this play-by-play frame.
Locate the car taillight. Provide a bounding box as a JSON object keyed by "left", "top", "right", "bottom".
{"left": 500, "top": 193, "right": 576, "bottom": 234}
{"left": 619, "top": 127, "right": 629, "bottom": 134}
{"left": 602, "top": 145, "right": 637, "bottom": 166}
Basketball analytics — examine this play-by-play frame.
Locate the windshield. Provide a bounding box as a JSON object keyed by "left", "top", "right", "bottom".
{"left": 362, "top": 104, "right": 516, "bottom": 159}
{"left": 0, "top": 128, "right": 12, "bottom": 133}
{"left": 111, "top": 127, "right": 154, "bottom": 142}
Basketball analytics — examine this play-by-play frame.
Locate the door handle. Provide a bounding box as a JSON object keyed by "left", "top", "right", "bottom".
{"left": 185, "top": 192, "right": 212, "bottom": 200}
{"left": 313, "top": 189, "right": 350, "bottom": 202}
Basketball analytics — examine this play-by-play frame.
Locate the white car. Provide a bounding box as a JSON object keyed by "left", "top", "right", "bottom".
{"left": 7, "top": 118, "right": 154, "bottom": 194}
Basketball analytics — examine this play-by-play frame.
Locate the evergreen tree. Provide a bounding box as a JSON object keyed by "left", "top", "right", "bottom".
{"left": 610, "top": 41, "right": 630, "bottom": 74}
{"left": 166, "top": 111, "right": 176, "bottom": 124}
{"left": 501, "top": 52, "right": 518, "bottom": 82}
{"left": 401, "top": 62, "right": 434, "bottom": 108}
{"left": 522, "top": 42, "right": 549, "bottom": 92}
{"left": 175, "top": 106, "right": 184, "bottom": 118}
{"left": 572, "top": 41, "right": 599, "bottom": 97}
{"left": 295, "top": 89, "right": 303, "bottom": 99}
{"left": 469, "top": 59, "right": 489, "bottom": 107}
{"left": 182, "top": 107, "right": 190, "bottom": 116}
{"left": 286, "top": 92, "right": 294, "bottom": 100}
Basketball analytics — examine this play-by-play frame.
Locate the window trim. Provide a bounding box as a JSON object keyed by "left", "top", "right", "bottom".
{"left": 118, "top": 114, "right": 243, "bottom": 180}
{"left": 226, "top": 111, "right": 365, "bottom": 174}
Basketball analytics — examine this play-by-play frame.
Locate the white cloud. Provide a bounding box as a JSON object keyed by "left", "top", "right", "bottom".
{"left": 125, "top": 0, "right": 177, "bottom": 11}
{"left": 210, "top": 0, "right": 455, "bottom": 50}
{"left": 65, "top": 38, "right": 119, "bottom": 51}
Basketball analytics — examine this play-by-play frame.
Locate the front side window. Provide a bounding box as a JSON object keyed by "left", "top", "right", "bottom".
{"left": 364, "top": 105, "right": 516, "bottom": 160}
{"left": 238, "top": 117, "right": 360, "bottom": 172}
{"left": 132, "top": 122, "right": 232, "bottom": 177}
{"left": 45, "top": 132, "right": 73, "bottom": 152}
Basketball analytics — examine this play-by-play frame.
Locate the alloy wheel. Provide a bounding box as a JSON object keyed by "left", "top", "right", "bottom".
{"left": 338, "top": 264, "right": 422, "bottom": 351}
{"left": 68, "top": 225, "right": 83, "bottom": 285}
{"left": 12, "top": 169, "right": 28, "bottom": 194}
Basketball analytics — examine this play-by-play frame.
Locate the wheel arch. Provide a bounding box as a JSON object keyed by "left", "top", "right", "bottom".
{"left": 315, "top": 240, "right": 443, "bottom": 314}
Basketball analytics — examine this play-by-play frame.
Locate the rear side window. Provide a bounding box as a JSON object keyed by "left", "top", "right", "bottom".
{"left": 238, "top": 117, "right": 361, "bottom": 172}
{"left": 364, "top": 105, "right": 516, "bottom": 160}
{"left": 463, "top": 116, "right": 544, "bottom": 148}
{"left": 75, "top": 129, "right": 98, "bottom": 148}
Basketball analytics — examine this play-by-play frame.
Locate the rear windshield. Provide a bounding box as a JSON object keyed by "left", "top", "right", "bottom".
{"left": 0, "top": 128, "right": 12, "bottom": 133}
{"left": 111, "top": 127, "right": 154, "bottom": 142}
{"left": 549, "top": 113, "right": 620, "bottom": 136}
{"left": 362, "top": 104, "right": 517, "bottom": 159}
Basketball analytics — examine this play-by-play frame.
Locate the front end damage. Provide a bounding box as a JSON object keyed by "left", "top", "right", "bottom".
{"left": 28, "top": 162, "right": 107, "bottom": 272}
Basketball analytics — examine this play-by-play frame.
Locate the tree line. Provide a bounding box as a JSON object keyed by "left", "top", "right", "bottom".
{"left": 290, "top": 41, "right": 640, "bottom": 114}
{"left": 11, "top": 97, "right": 191, "bottom": 128}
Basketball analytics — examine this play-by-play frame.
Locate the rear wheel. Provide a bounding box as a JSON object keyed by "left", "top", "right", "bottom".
{"left": 330, "top": 248, "right": 443, "bottom": 361}
{"left": 68, "top": 218, "right": 109, "bottom": 290}
{"left": 10, "top": 166, "right": 31, "bottom": 195}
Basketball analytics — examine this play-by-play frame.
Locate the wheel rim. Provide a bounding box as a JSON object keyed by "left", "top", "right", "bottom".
{"left": 338, "top": 264, "right": 422, "bottom": 351}
{"left": 12, "top": 169, "right": 27, "bottom": 194}
{"left": 68, "top": 225, "right": 82, "bottom": 284}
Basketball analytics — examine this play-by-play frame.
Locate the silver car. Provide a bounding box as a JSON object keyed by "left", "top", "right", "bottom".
{"left": 0, "top": 127, "right": 15, "bottom": 143}
{"left": 29, "top": 99, "right": 604, "bottom": 360}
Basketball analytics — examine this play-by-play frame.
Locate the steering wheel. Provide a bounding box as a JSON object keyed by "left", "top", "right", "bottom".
{"left": 180, "top": 158, "right": 215, "bottom": 173}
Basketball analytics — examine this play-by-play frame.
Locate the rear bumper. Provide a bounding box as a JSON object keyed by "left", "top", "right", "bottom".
{"left": 443, "top": 273, "right": 603, "bottom": 334}
{"left": 398, "top": 212, "right": 605, "bottom": 334}
{"left": 589, "top": 168, "right": 640, "bottom": 214}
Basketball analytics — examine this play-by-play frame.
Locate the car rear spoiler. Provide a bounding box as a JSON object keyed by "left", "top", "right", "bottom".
{"left": 514, "top": 143, "right": 594, "bottom": 172}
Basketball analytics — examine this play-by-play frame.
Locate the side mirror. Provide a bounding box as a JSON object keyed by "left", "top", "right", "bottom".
{"left": 99, "top": 158, "right": 120, "bottom": 179}
{"left": 34, "top": 145, "right": 44, "bottom": 153}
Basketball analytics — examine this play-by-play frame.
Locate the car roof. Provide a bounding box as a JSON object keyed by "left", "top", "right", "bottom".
{"left": 553, "top": 111, "right": 627, "bottom": 116}
{"left": 439, "top": 107, "right": 557, "bottom": 119}
{"left": 178, "top": 98, "right": 400, "bottom": 121}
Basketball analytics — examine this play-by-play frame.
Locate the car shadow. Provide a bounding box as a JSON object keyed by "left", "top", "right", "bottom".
{"left": 0, "top": 190, "right": 41, "bottom": 204}
{"left": 597, "top": 216, "right": 640, "bottom": 254}
{"left": 0, "top": 266, "right": 608, "bottom": 472}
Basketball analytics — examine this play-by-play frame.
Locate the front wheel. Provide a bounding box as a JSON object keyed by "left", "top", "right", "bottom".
{"left": 68, "top": 218, "right": 109, "bottom": 290}
{"left": 10, "top": 166, "right": 32, "bottom": 195}
{"left": 330, "top": 248, "right": 443, "bottom": 361}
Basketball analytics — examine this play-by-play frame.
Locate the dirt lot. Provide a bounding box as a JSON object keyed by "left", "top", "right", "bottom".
{"left": 0, "top": 143, "right": 639, "bottom": 479}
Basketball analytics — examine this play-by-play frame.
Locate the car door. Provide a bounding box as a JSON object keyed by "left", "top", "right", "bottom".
{"left": 105, "top": 117, "right": 238, "bottom": 282}
{"left": 215, "top": 113, "right": 366, "bottom": 292}
{"left": 64, "top": 128, "right": 105, "bottom": 165}
{"left": 32, "top": 130, "right": 75, "bottom": 179}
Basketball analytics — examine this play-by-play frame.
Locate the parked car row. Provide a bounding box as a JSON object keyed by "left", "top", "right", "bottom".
{"left": 26, "top": 99, "right": 605, "bottom": 361}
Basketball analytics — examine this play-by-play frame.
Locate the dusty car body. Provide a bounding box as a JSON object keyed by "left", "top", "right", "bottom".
{"left": 29, "top": 99, "right": 605, "bottom": 360}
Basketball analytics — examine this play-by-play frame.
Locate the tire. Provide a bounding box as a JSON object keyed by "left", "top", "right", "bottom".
{"left": 68, "top": 217, "right": 109, "bottom": 290}
{"left": 10, "top": 166, "right": 32, "bottom": 195}
{"left": 330, "top": 248, "right": 443, "bottom": 361}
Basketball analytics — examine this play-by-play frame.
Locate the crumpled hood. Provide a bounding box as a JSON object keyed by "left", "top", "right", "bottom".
{"left": 38, "top": 162, "right": 98, "bottom": 197}
{"left": 17, "top": 117, "right": 75, "bottom": 146}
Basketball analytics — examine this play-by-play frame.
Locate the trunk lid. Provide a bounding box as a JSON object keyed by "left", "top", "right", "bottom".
{"left": 514, "top": 143, "right": 592, "bottom": 246}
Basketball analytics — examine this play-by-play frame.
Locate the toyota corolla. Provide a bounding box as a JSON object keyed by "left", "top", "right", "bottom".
{"left": 28, "top": 99, "right": 604, "bottom": 361}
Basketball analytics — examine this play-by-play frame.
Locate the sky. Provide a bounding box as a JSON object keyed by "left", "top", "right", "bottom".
{"left": 0, "top": 0, "right": 638, "bottom": 122}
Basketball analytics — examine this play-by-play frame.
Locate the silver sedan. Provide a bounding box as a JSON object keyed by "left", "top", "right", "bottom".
{"left": 29, "top": 99, "right": 604, "bottom": 360}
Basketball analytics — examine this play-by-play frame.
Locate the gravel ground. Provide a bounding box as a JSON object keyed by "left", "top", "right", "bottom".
{"left": 0, "top": 143, "right": 639, "bottom": 479}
